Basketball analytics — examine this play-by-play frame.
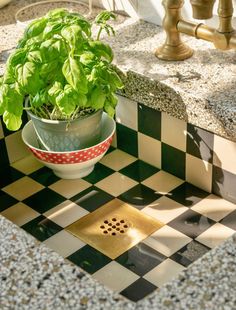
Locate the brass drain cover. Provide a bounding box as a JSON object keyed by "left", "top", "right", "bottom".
{"left": 66, "top": 199, "right": 164, "bottom": 259}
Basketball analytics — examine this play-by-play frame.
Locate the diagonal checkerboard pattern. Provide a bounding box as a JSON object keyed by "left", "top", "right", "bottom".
{"left": 1, "top": 149, "right": 236, "bottom": 302}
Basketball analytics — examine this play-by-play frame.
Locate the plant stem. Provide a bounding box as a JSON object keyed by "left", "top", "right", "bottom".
{"left": 96, "top": 26, "right": 103, "bottom": 40}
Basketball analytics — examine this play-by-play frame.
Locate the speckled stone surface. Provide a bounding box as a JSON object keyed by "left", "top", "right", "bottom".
{"left": 0, "top": 0, "right": 235, "bottom": 141}
{"left": 1, "top": 214, "right": 236, "bottom": 309}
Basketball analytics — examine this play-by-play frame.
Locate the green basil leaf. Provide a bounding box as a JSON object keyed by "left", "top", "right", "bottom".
{"left": 61, "top": 25, "right": 82, "bottom": 45}
{"left": 0, "top": 84, "right": 7, "bottom": 114}
{"left": 25, "top": 18, "right": 47, "bottom": 39}
{"left": 88, "top": 41, "right": 113, "bottom": 62}
{"left": 46, "top": 8, "right": 68, "bottom": 19}
{"left": 6, "top": 48, "right": 26, "bottom": 67}
{"left": 31, "top": 89, "right": 48, "bottom": 108}
{"left": 17, "top": 62, "right": 43, "bottom": 94}
{"left": 48, "top": 81, "right": 63, "bottom": 103}
{"left": 89, "top": 86, "right": 106, "bottom": 110}
{"left": 3, "top": 111, "right": 22, "bottom": 131}
{"left": 56, "top": 87, "right": 76, "bottom": 115}
{"left": 62, "top": 57, "right": 87, "bottom": 94}
{"left": 27, "top": 50, "right": 43, "bottom": 63}
{"left": 43, "top": 21, "right": 64, "bottom": 39}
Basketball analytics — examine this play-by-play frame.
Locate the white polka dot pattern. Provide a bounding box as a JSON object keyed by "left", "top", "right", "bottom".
{"left": 29, "top": 136, "right": 113, "bottom": 164}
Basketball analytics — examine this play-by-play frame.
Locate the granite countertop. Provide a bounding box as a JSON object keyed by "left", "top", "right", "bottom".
{"left": 0, "top": 0, "right": 236, "bottom": 141}
{"left": 1, "top": 1, "right": 236, "bottom": 309}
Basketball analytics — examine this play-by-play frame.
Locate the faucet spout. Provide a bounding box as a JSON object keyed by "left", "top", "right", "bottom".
{"left": 156, "top": 0, "right": 236, "bottom": 60}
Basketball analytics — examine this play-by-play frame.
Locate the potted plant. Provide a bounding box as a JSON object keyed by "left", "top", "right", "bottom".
{"left": 0, "top": 9, "right": 123, "bottom": 151}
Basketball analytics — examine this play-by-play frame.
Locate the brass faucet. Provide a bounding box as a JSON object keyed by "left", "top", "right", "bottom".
{"left": 156, "top": 0, "right": 236, "bottom": 60}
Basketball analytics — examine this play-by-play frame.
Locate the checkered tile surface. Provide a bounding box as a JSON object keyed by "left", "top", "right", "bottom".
{"left": 1, "top": 149, "right": 236, "bottom": 302}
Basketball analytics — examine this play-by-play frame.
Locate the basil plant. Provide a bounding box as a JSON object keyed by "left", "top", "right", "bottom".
{"left": 0, "top": 9, "right": 123, "bottom": 131}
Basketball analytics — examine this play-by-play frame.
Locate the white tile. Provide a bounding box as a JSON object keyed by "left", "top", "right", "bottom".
{"left": 43, "top": 200, "right": 89, "bottom": 228}
{"left": 11, "top": 155, "right": 43, "bottom": 174}
{"left": 49, "top": 179, "right": 91, "bottom": 199}
{"left": 142, "top": 196, "right": 188, "bottom": 224}
{"left": 142, "top": 170, "right": 184, "bottom": 194}
{"left": 2, "top": 176, "right": 44, "bottom": 201}
{"left": 93, "top": 261, "right": 139, "bottom": 292}
{"left": 1, "top": 202, "right": 40, "bottom": 226}
{"left": 5, "top": 130, "right": 30, "bottom": 163}
{"left": 213, "top": 135, "right": 236, "bottom": 175}
{"left": 196, "top": 223, "right": 236, "bottom": 249}
{"left": 144, "top": 258, "right": 185, "bottom": 287}
{"left": 186, "top": 154, "right": 212, "bottom": 193}
{"left": 138, "top": 132, "right": 161, "bottom": 169}
{"left": 143, "top": 225, "right": 191, "bottom": 257}
{"left": 116, "top": 95, "right": 138, "bottom": 131}
{"left": 100, "top": 149, "right": 136, "bottom": 171}
{"left": 191, "top": 194, "right": 236, "bottom": 222}
{"left": 43, "top": 230, "right": 85, "bottom": 257}
{"left": 95, "top": 172, "right": 138, "bottom": 197}
{"left": 161, "top": 112, "right": 187, "bottom": 152}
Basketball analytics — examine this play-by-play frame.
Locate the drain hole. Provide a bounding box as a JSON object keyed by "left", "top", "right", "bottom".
{"left": 108, "top": 228, "right": 112, "bottom": 231}
{"left": 120, "top": 230, "right": 125, "bottom": 233}
{"left": 104, "top": 220, "right": 108, "bottom": 224}
{"left": 120, "top": 220, "right": 125, "bottom": 223}
{"left": 103, "top": 230, "right": 108, "bottom": 234}
{"left": 112, "top": 218, "right": 117, "bottom": 222}
{"left": 108, "top": 223, "right": 112, "bottom": 226}
{"left": 100, "top": 225, "right": 105, "bottom": 229}
{"left": 112, "top": 225, "right": 116, "bottom": 229}
{"left": 124, "top": 224, "right": 128, "bottom": 228}
{"left": 112, "top": 232, "right": 116, "bottom": 236}
{"left": 116, "top": 223, "right": 120, "bottom": 226}
{"left": 116, "top": 228, "right": 120, "bottom": 231}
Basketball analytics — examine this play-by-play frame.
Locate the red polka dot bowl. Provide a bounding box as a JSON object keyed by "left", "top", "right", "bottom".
{"left": 22, "top": 113, "right": 116, "bottom": 179}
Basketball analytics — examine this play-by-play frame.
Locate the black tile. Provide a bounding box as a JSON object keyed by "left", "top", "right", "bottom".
{"left": 116, "top": 123, "right": 138, "bottom": 157}
{"left": 23, "top": 188, "right": 65, "bottom": 213}
{"left": 162, "top": 143, "right": 186, "bottom": 180}
{"left": 116, "top": 243, "right": 166, "bottom": 276}
{"left": 212, "top": 166, "right": 236, "bottom": 203}
{"left": 83, "top": 163, "right": 114, "bottom": 184}
{"left": 168, "top": 210, "right": 215, "bottom": 239}
{"left": 1, "top": 110, "right": 28, "bottom": 137}
{"left": 21, "top": 215, "right": 63, "bottom": 241}
{"left": 29, "top": 167, "right": 59, "bottom": 186}
{"left": 67, "top": 245, "right": 111, "bottom": 274}
{"left": 106, "top": 145, "right": 116, "bottom": 154}
{"left": 0, "top": 166, "right": 24, "bottom": 188}
{"left": 138, "top": 103, "right": 161, "bottom": 140}
{"left": 187, "top": 124, "right": 214, "bottom": 163}
{"left": 0, "top": 190, "right": 18, "bottom": 212}
{"left": 71, "top": 186, "right": 114, "bottom": 212}
{"left": 170, "top": 240, "right": 210, "bottom": 267}
{"left": 220, "top": 210, "right": 236, "bottom": 231}
{"left": 118, "top": 184, "right": 162, "bottom": 210}
{"left": 167, "top": 182, "right": 209, "bottom": 207}
{"left": 0, "top": 139, "right": 9, "bottom": 169}
{"left": 120, "top": 160, "right": 159, "bottom": 182}
{"left": 120, "top": 278, "right": 157, "bottom": 302}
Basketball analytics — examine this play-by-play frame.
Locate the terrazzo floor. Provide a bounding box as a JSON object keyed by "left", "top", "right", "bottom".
{"left": 1, "top": 147, "right": 236, "bottom": 302}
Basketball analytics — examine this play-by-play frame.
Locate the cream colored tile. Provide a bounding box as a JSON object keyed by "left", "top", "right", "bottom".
{"left": 142, "top": 170, "right": 184, "bottom": 194}
{"left": 142, "top": 196, "right": 188, "bottom": 224}
{"left": 49, "top": 179, "right": 91, "bottom": 199}
{"left": 11, "top": 155, "right": 43, "bottom": 174}
{"left": 93, "top": 261, "right": 139, "bottom": 292}
{"left": 213, "top": 135, "right": 236, "bottom": 175}
{"left": 0, "top": 121, "right": 4, "bottom": 139}
{"left": 196, "top": 223, "right": 236, "bottom": 248}
{"left": 116, "top": 95, "right": 138, "bottom": 131}
{"left": 2, "top": 176, "right": 44, "bottom": 201}
{"left": 43, "top": 230, "right": 85, "bottom": 257}
{"left": 1, "top": 202, "right": 40, "bottom": 226}
{"left": 5, "top": 131, "right": 30, "bottom": 163}
{"left": 186, "top": 154, "right": 212, "bottom": 193}
{"left": 100, "top": 149, "right": 136, "bottom": 171}
{"left": 161, "top": 113, "right": 187, "bottom": 152}
{"left": 192, "top": 194, "right": 236, "bottom": 222}
{"left": 95, "top": 172, "right": 138, "bottom": 197}
{"left": 138, "top": 133, "right": 161, "bottom": 169}
{"left": 144, "top": 258, "right": 185, "bottom": 287}
{"left": 143, "top": 225, "right": 191, "bottom": 257}
{"left": 43, "top": 200, "right": 89, "bottom": 228}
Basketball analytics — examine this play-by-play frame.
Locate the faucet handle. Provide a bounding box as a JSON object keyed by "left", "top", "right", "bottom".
{"left": 190, "top": 0, "right": 216, "bottom": 19}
